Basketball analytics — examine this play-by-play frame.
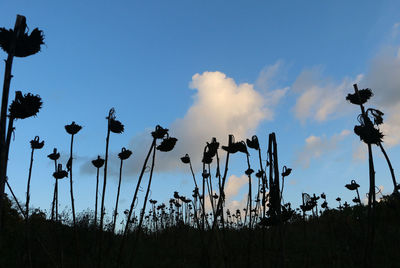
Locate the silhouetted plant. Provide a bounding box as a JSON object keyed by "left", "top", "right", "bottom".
{"left": 112, "top": 147, "right": 132, "bottom": 233}
{"left": 25, "top": 136, "right": 44, "bottom": 219}
{"left": 52, "top": 163, "right": 68, "bottom": 221}
{"left": 48, "top": 148, "right": 60, "bottom": 221}
{"left": 91, "top": 155, "right": 104, "bottom": 228}
{"left": 0, "top": 15, "right": 44, "bottom": 228}
{"left": 345, "top": 179, "right": 362, "bottom": 206}
{"left": 64, "top": 121, "right": 82, "bottom": 227}
{"left": 100, "top": 108, "right": 123, "bottom": 233}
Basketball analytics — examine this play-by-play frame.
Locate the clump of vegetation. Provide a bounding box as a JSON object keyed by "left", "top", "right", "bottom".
{"left": 0, "top": 15, "right": 399, "bottom": 268}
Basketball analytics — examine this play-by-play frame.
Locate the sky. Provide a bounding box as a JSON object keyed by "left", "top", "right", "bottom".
{"left": 2, "top": 1, "right": 400, "bottom": 228}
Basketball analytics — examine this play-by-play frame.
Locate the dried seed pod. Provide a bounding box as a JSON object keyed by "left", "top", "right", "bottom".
{"left": 206, "top": 137, "right": 219, "bottom": 157}
{"left": 346, "top": 88, "right": 373, "bottom": 105}
{"left": 47, "top": 148, "right": 60, "bottom": 161}
{"left": 345, "top": 180, "right": 360, "bottom": 191}
{"left": 202, "top": 151, "right": 213, "bottom": 164}
{"left": 65, "top": 121, "right": 82, "bottom": 135}
{"left": 245, "top": 168, "right": 254, "bottom": 175}
{"left": 0, "top": 27, "right": 44, "bottom": 57}
{"left": 9, "top": 91, "right": 42, "bottom": 119}
{"left": 281, "top": 166, "right": 292, "bottom": 177}
{"left": 246, "top": 135, "right": 260, "bottom": 150}
{"left": 156, "top": 137, "right": 177, "bottom": 152}
{"left": 180, "top": 154, "right": 190, "bottom": 164}
{"left": 118, "top": 147, "right": 132, "bottom": 160}
{"left": 354, "top": 124, "right": 383, "bottom": 145}
{"left": 53, "top": 164, "right": 68, "bottom": 179}
{"left": 30, "top": 136, "right": 44, "bottom": 149}
{"left": 255, "top": 170, "right": 264, "bottom": 178}
{"left": 92, "top": 155, "right": 105, "bottom": 168}
{"left": 109, "top": 118, "right": 124, "bottom": 133}
{"left": 151, "top": 125, "right": 169, "bottom": 139}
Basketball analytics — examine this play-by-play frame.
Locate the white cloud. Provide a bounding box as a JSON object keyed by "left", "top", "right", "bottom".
{"left": 296, "top": 130, "right": 350, "bottom": 168}
{"left": 82, "top": 69, "right": 287, "bottom": 177}
{"left": 352, "top": 142, "right": 367, "bottom": 162}
{"left": 292, "top": 68, "right": 363, "bottom": 123}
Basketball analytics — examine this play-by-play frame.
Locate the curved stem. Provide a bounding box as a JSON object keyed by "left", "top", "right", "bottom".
{"left": 378, "top": 142, "right": 398, "bottom": 192}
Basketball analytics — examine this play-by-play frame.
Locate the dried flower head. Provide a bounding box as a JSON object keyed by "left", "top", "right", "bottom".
{"left": 47, "top": 148, "right": 60, "bottom": 161}
{"left": 245, "top": 168, "right": 254, "bottom": 176}
{"left": 151, "top": 125, "right": 169, "bottom": 139}
{"left": 367, "top": 108, "right": 384, "bottom": 125}
{"left": 157, "top": 137, "right": 177, "bottom": 152}
{"left": 345, "top": 180, "right": 360, "bottom": 191}
{"left": 346, "top": 88, "right": 373, "bottom": 105}
{"left": 255, "top": 170, "right": 264, "bottom": 178}
{"left": 281, "top": 166, "right": 292, "bottom": 177}
{"left": 92, "top": 155, "right": 105, "bottom": 168}
{"left": 0, "top": 26, "right": 44, "bottom": 57}
{"left": 30, "top": 136, "right": 44, "bottom": 149}
{"left": 9, "top": 91, "right": 42, "bottom": 119}
{"left": 107, "top": 108, "right": 124, "bottom": 134}
{"left": 354, "top": 124, "right": 383, "bottom": 145}
{"left": 246, "top": 135, "right": 259, "bottom": 150}
{"left": 207, "top": 137, "right": 219, "bottom": 157}
{"left": 180, "top": 154, "right": 190, "bottom": 164}
{"left": 65, "top": 121, "right": 82, "bottom": 135}
{"left": 118, "top": 147, "right": 132, "bottom": 160}
{"left": 53, "top": 164, "right": 68, "bottom": 179}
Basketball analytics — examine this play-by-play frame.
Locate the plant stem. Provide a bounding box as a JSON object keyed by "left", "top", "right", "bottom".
{"left": 25, "top": 148, "right": 35, "bottom": 219}
{"left": 378, "top": 142, "right": 398, "bottom": 193}
{"left": 94, "top": 167, "right": 100, "bottom": 228}
{"left": 112, "top": 159, "right": 124, "bottom": 233}
{"left": 100, "top": 128, "right": 110, "bottom": 231}
{"left": 0, "top": 15, "right": 27, "bottom": 230}
{"left": 69, "top": 134, "right": 76, "bottom": 226}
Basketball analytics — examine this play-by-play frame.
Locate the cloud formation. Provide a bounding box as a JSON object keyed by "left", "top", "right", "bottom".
{"left": 81, "top": 69, "right": 287, "bottom": 177}
{"left": 296, "top": 130, "right": 350, "bottom": 168}
{"left": 292, "top": 67, "right": 363, "bottom": 123}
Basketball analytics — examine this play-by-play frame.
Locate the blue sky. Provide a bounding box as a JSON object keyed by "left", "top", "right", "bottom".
{"left": 2, "top": 1, "right": 400, "bottom": 227}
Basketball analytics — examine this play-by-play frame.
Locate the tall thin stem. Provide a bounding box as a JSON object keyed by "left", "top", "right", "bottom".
{"left": 94, "top": 167, "right": 100, "bottom": 227}
{"left": 25, "top": 148, "right": 35, "bottom": 219}
{"left": 378, "top": 142, "right": 398, "bottom": 193}
{"left": 69, "top": 134, "right": 76, "bottom": 226}
{"left": 100, "top": 128, "right": 111, "bottom": 231}
{"left": 112, "top": 159, "right": 124, "bottom": 233}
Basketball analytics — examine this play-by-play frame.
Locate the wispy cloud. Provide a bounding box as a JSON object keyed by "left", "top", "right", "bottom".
{"left": 296, "top": 130, "right": 350, "bottom": 168}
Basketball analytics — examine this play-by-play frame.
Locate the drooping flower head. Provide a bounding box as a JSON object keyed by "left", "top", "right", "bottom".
{"left": 91, "top": 155, "right": 105, "bottom": 169}
{"left": 9, "top": 91, "right": 42, "bottom": 119}
{"left": 107, "top": 108, "right": 124, "bottom": 134}
{"left": 157, "top": 137, "right": 177, "bottom": 152}
{"left": 281, "top": 166, "right": 292, "bottom": 177}
{"left": 30, "top": 136, "right": 44, "bottom": 149}
{"left": 0, "top": 16, "right": 45, "bottom": 57}
{"left": 151, "top": 125, "right": 169, "bottom": 139}
{"left": 65, "top": 121, "right": 82, "bottom": 135}
{"left": 118, "top": 147, "right": 132, "bottom": 160}
{"left": 53, "top": 163, "right": 68, "bottom": 179}
{"left": 180, "top": 154, "right": 190, "bottom": 164}
{"left": 47, "top": 148, "right": 60, "bottom": 161}
{"left": 345, "top": 179, "right": 360, "bottom": 191}
{"left": 246, "top": 135, "right": 260, "bottom": 150}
